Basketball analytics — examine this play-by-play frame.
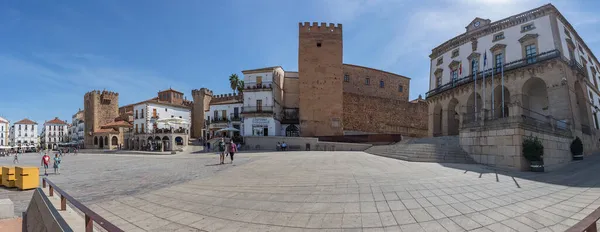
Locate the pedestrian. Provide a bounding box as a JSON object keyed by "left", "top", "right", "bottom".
{"left": 41, "top": 152, "right": 50, "bottom": 176}
{"left": 53, "top": 154, "right": 61, "bottom": 175}
{"left": 229, "top": 141, "right": 237, "bottom": 164}
{"left": 13, "top": 151, "right": 19, "bottom": 164}
{"left": 218, "top": 138, "right": 226, "bottom": 165}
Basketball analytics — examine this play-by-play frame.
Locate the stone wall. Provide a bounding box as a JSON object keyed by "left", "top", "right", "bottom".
{"left": 191, "top": 88, "right": 212, "bottom": 139}
{"left": 84, "top": 90, "right": 119, "bottom": 147}
{"left": 343, "top": 64, "right": 410, "bottom": 101}
{"left": 25, "top": 189, "right": 71, "bottom": 232}
{"left": 283, "top": 77, "right": 299, "bottom": 108}
{"left": 342, "top": 93, "right": 428, "bottom": 137}
{"left": 298, "top": 22, "right": 344, "bottom": 136}
{"left": 244, "top": 136, "right": 372, "bottom": 151}
{"left": 460, "top": 126, "right": 572, "bottom": 171}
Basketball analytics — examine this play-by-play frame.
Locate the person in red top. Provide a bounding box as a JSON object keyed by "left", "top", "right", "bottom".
{"left": 229, "top": 141, "right": 238, "bottom": 164}
{"left": 41, "top": 152, "right": 50, "bottom": 176}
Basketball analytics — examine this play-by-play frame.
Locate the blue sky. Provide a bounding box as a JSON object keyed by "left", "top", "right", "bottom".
{"left": 0, "top": 0, "right": 599, "bottom": 127}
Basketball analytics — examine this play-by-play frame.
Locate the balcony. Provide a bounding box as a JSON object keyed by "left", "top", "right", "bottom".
{"left": 426, "top": 50, "right": 564, "bottom": 99}
{"left": 242, "top": 106, "right": 274, "bottom": 114}
{"left": 244, "top": 83, "right": 273, "bottom": 92}
{"left": 281, "top": 108, "right": 299, "bottom": 124}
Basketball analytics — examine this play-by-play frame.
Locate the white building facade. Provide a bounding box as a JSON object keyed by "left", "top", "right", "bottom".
{"left": 205, "top": 99, "right": 243, "bottom": 138}
{"left": 133, "top": 102, "right": 192, "bottom": 134}
{"left": 9, "top": 118, "right": 38, "bottom": 150}
{"left": 41, "top": 117, "right": 69, "bottom": 150}
{"left": 70, "top": 109, "right": 85, "bottom": 147}
{"left": 0, "top": 117, "right": 9, "bottom": 146}
{"left": 426, "top": 4, "right": 600, "bottom": 171}
{"left": 241, "top": 66, "right": 285, "bottom": 136}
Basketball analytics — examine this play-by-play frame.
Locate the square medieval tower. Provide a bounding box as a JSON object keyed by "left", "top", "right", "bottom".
{"left": 298, "top": 22, "right": 344, "bottom": 136}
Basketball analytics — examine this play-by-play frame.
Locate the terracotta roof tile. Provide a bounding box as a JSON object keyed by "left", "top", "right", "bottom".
{"left": 94, "top": 128, "right": 118, "bottom": 133}
{"left": 101, "top": 121, "right": 132, "bottom": 128}
{"left": 46, "top": 117, "right": 68, "bottom": 125}
{"left": 14, "top": 118, "right": 37, "bottom": 125}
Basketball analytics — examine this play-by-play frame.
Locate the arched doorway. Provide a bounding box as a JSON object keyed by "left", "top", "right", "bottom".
{"left": 175, "top": 137, "right": 183, "bottom": 146}
{"left": 574, "top": 81, "right": 591, "bottom": 128}
{"left": 493, "top": 85, "right": 511, "bottom": 119}
{"left": 104, "top": 137, "right": 108, "bottom": 147}
{"left": 433, "top": 104, "right": 443, "bottom": 136}
{"left": 522, "top": 77, "right": 549, "bottom": 121}
{"left": 162, "top": 136, "right": 170, "bottom": 151}
{"left": 447, "top": 98, "right": 460, "bottom": 135}
{"left": 466, "top": 92, "right": 483, "bottom": 123}
{"left": 112, "top": 136, "right": 118, "bottom": 146}
{"left": 94, "top": 136, "right": 98, "bottom": 145}
{"left": 99, "top": 136, "right": 104, "bottom": 148}
{"left": 286, "top": 125, "right": 300, "bottom": 137}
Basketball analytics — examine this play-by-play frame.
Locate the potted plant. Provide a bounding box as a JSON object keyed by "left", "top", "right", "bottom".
{"left": 570, "top": 136, "right": 584, "bottom": 160}
{"left": 522, "top": 135, "right": 544, "bottom": 172}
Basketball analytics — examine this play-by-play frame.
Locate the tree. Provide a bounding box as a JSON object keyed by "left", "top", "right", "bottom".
{"left": 236, "top": 80, "right": 244, "bottom": 94}
{"left": 229, "top": 74, "right": 240, "bottom": 94}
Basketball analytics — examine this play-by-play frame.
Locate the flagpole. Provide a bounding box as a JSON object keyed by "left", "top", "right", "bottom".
{"left": 482, "top": 52, "right": 486, "bottom": 121}
{"left": 491, "top": 58, "right": 495, "bottom": 118}
{"left": 474, "top": 61, "right": 477, "bottom": 121}
{"left": 501, "top": 60, "right": 505, "bottom": 117}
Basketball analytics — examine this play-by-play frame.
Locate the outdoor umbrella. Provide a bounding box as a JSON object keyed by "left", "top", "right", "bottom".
{"left": 215, "top": 127, "right": 240, "bottom": 133}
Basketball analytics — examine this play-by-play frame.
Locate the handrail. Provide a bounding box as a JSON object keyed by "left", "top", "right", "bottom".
{"left": 42, "top": 178, "right": 124, "bottom": 232}
{"left": 566, "top": 206, "right": 600, "bottom": 232}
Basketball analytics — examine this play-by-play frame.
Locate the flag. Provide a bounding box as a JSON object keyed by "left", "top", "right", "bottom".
{"left": 459, "top": 62, "right": 462, "bottom": 76}
{"left": 483, "top": 51, "right": 487, "bottom": 68}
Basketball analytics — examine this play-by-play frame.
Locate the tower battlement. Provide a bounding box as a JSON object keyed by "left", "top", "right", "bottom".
{"left": 299, "top": 22, "right": 342, "bottom": 34}
{"left": 84, "top": 90, "right": 119, "bottom": 98}
{"left": 191, "top": 88, "right": 213, "bottom": 97}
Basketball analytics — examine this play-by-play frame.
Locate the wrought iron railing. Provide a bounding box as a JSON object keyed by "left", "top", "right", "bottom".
{"left": 242, "top": 106, "right": 274, "bottom": 114}
{"left": 427, "top": 50, "right": 562, "bottom": 98}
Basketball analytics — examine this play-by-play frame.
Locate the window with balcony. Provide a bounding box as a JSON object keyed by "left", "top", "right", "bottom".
{"left": 256, "top": 76, "right": 262, "bottom": 85}
{"left": 436, "top": 75, "right": 442, "bottom": 88}
{"left": 141, "top": 126, "right": 145, "bottom": 133}
{"left": 222, "top": 110, "right": 227, "bottom": 120}
{"left": 495, "top": 53, "right": 504, "bottom": 73}
{"left": 525, "top": 44, "right": 537, "bottom": 64}
{"left": 379, "top": 80, "right": 385, "bottom": 88}
{"left": 234, "top": 107, "right": 239, "bottom": 118}
{"left": 344, "top": 74, "right": 349, "bottom": 82}
{"left": 141, "top": 111, "right": 144, "bottom": 118}
{"left": 257, "top": 100, "right": 263, "bottom": 112}
{"left": 135, "top": 110, "right": 138, "bottom": 119}
{"left": 471, "top": 59, "right": 479, "bottom": 77}
{"left": 135, "top": 124, "right": 138, "bottom": 133}
{"left": 214, "top": 110, "right": 218, "bottom": 119}
{"left": 451, "top": 69, "right": 458, "bottom": 84}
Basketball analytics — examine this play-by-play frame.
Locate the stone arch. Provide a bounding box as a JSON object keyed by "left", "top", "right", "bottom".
{"left": 433, "top": 103, "right": 443, "bottom": 136}
{"left": 99, "top": 137, "right": 104, "bottom": 148}
{"left": 447, "top": 98, "right": 460, "bottom": 135}
{"left": 94, "top": 136, "right": 98, "bottom": 145}
{"left": 574, "top": 81, "right": 591, "bottom": 127}
{"left": 522, "top": 77, "right": 549, "bottom": 121}
{"left": 493, "top": 85, "right": 511, "bottom": 118}
{"left": 466, "top": 92, "right": 483, "bottom": 123}
{"left": 286, "top": 125, "right": 300, "bottom": 137}
{"left": 162, "top": 136, "right": 170, "bottom": 151}
{"left": 111, "top": 136, "right": 118, "bottom": 146}
{"left": 175, "top": 136, "right": 184, "bottom": 146}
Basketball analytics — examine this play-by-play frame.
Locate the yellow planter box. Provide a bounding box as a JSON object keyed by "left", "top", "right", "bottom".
{"left": 1, "top": 167, "right": 15, "bottom": 188}
{"left": 15, "top": 167, "right": 39, "bottom": 190}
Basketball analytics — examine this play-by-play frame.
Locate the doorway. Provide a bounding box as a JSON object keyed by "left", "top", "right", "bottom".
{"left": 263, "top": 128, "right": 269, "bottom": 136}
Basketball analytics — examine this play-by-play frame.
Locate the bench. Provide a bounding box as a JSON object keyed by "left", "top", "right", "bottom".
{"left": 287, "top": 145, "right": 301, "bottom": 151}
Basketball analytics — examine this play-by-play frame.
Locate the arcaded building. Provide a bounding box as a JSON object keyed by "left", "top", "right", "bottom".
{"left": 426, "top": 4, "right": 600, "bottom": 170}
{"left": 211, "top": 22, "right": 427, "bottom": 138}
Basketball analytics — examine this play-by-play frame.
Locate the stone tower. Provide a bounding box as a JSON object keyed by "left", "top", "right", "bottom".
{"left": 83, "top": 90, "right": 119, "bottom": 146}
{"left": 298, "top": 22, "right": 344, "bottom": 136}
{"left": 191, "top": 88, "right": 213, "bottom": 139}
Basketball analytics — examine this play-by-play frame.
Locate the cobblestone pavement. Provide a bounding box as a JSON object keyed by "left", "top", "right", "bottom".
{"left": 3, "top": 151, "right": 600, "bottom": 231}
{"left": 0, "top": 152, "right": 256, "bottom": 216}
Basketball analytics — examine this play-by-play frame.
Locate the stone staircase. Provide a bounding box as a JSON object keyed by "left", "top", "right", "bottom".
{"left": 365, "top": 136, "right": 476, "bottom": 164}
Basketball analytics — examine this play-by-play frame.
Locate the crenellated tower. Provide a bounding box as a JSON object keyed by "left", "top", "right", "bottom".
{"left": 191, "top": 88, "right": 213, "bottom": 139}
{"left": 298, "top": 22, "right": 344, "bottom": 136}
{"left": 83, "top": 90, "right": 119, "bottom": 146}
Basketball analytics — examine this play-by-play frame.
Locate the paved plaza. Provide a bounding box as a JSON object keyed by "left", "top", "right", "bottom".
{"left": 2, "top": 151, "right": 600, "bottom": 231}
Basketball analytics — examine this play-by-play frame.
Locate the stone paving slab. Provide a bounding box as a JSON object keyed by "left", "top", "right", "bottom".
{"left": 3, "top": 151, "right": 600, "bottom": 231}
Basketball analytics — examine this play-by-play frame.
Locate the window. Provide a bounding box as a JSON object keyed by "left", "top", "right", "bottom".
{"left": 316, "top": 42, "right": 322, "bottom": 47}
{"left": 256, "top": 76, "right": 262, "bottom": 85}
{"left": 25, "top": 125, "right": 27, "bottom": 130}
{"left": 153, "top": 109, "right": 157, "bottom": 117}
{"left": 379, "top": 80, "right": 385, "bottom": 88}
{"left": 222, "top": 110, "right": 227, "bottom": 120}
{"left": 344, "top": 74, "right": 349, "bottom": 82}
{"left": 436, "top": 76, "right": 442, "bottom": 88}
{"left": 135, "top": 110, "right": 138, "bottom": 119}
{"left": 564, "top": 28, "right": 571, "bottom": 38}
{"left": 165, "top": 108, "right": 167, "bottom": 112}
{"left": 214, "top": 111, "right": 218, "bottom": 119}
{"left": 451, "top": 49, "right": 459, "bottom": 58}
{"left": 141, "top": 111, "right": 144, "bottom": 118}
{"left": 437, "top": 57, "right": 443, "bottom": 65}
{"left": 471, "top": 59, "right": 479, "bottom": 77}
{"left": 18, "top": 125, "right": 20, "bottom": 130}
{"left": 594, "top": 113, "right": 599, "bottom": 129}
{"left": 525, "top": 44, "right": 537, "bottom": 64}
{"left": 257, "top": 100, "right": 263, "bottom": 112}
{"left": 451, "top": 69, "right": 458, "bottom": 83}
{"left": 365, "top": 78, "right": 370, "bottom": 85}
{"left": 398, "top": 85, "right": 404, "bottom": 92}
{"left": 495, "top": 53, "right": 504, "bottom": 73}
{"left": 135, "top": 124, "right": 138, "bottom": 133}
{"left": 578, "top": 45, "right": 583, "bottom": 54}
{"left": 141, "top": 125, "right": 144, "bottom": 133}
{"left": 521, "top": 23, "right": 535, "bottom": 32}
{"left": 493, "top": 32, "right": 505, "bottom": 42}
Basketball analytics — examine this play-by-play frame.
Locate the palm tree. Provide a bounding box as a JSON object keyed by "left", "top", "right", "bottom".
{"left": 229, "top": 74, "right": 239, "bottom": 94}
{"left": 236, "top": 80, "right": 244, "bottom": 94}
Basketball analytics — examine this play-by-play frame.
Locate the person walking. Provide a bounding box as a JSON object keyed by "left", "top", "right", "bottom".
{"left": 13, "top": 150, "right": 19, "bottom": 164}
{"left": 218, "top": 138, "right": 226, "bottom": 165}
{"left": 41, "top": 152, "right": 50, "bottom": 176}
{"left": 53, "top": 154, "right": 61, "bottom": 175}
{"left": 229, "top": 141, "right": 237, "bottom": 164}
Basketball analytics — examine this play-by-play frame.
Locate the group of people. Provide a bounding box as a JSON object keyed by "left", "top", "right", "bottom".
{"left": 276, "top": 141, "right": 288, "bottom": 151}
{"left": 40, "top": 151, "right": 61, "bottom": 175}
{"left": 217, "top": 138, "right": 238, "bottom": 165}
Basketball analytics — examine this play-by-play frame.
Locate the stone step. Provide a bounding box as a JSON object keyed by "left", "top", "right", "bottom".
{"left": 365, "top": 135, "right": 475, "bottom": 164}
